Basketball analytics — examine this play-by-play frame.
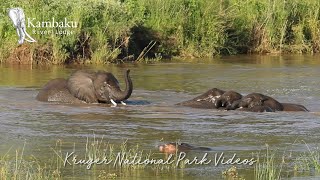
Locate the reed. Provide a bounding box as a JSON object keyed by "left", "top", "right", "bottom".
{"left": 0, "top": 137, "right": 185, "bottom": 179}
{"left": 294, "top": 141, "right": 320, "bottom": 174}
{"left": 254, "top": 144, "right": 284, "bottom": 180}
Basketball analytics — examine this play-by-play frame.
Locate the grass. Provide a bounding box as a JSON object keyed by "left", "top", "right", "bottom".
{"left": 0, "top": 137, "right": 187, "bottom": 180}
{"left": 0, "top": 141, "right": 62, "bottom": 179}
{"left": 253, "top": 142, "right": 320, "bottom": 180}
{"left": 254, "top": 144, "right": 285, "bottom": 180}
{"left": 294, "top": 141, "right": 320, "bottom": 174}
{"left": 0, "top": 0, "right": 319, "bottom": 64}
{"left": 1, "top": 140, "right": 320, "bottom": 179}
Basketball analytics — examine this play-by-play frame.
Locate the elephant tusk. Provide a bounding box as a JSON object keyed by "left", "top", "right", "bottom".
{"left": 23, "top": 28, "right": 37, "bottom": 42}
{"left": 23, "top": 28, "right": 36, "bottom": 42}
{"left": 110, "top": 99, "right": 117, "bottom": 107}
{"left": 120, "top": 101, "right": 126, "bottom": 105}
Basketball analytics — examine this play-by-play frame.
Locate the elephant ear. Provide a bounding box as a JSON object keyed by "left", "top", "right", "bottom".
{"left": 104, "top": 72, "right": 120, "bottom": 87}
{"left": 67, "top": 70, "right": 98, "bottom": 103}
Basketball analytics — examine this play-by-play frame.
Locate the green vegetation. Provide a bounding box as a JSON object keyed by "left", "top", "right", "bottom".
{"left": 222, "top": 166, "right": 246, "bottom": 180}
{"left": 0, "top": 142, "right": 62, "bottom": 179}
{"left": 1, "top": 139, "right": 320, "bottom": 179}
{"left": 294, "top": 141, "right": 320, "bottom": 174}
{"left": 253, "top": 143, "right": 320, "bottom": 180}
{"left": 254, "top": 145, "right": 284, "bottom": 180}
{"left": 0, "top": 138, "right": 186, "bottom": 180}
{"left": 0, "top": 0, "right": 319, "bottom": 64}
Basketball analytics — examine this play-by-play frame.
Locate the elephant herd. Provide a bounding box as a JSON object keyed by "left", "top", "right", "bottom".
{"left": 176, "top": 88, "right": 309, "bottom": 112}
{"left": 37, "top": 69, "right": 308, "bottom": 112}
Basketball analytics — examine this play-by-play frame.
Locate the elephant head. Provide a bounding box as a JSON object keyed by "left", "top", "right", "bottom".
{"left": 176, "top": 88, "right": 225, "bottom": 109}
{"left": 230, "top": 93, "right": 283, "bottom": 111}
{"left": 214, "top": 90, "right": 242, "bottom": 108}
{"left": 67, "top": 69, "right": 133, "bottom": 105}
{"left": 105, "top": 69, "right": 133, "bottom": 103}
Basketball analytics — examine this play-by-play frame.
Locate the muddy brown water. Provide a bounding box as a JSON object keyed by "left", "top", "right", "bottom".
{"left": 0, "top": 55, "right": 320, "bottom": 179}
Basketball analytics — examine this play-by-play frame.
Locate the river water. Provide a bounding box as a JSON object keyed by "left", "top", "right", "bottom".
{"left": 0, "top": 55, "right": 320, "bottom": 179}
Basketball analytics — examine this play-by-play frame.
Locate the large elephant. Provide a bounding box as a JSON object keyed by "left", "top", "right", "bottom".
{"left": 36, "top": 69, "right": 133, "bottom": 106}
{"left": 214, "top": 90, "right": 243, "bottom": 109}
{"left": 176, "top": 88, "right": 225, "bottom": 109}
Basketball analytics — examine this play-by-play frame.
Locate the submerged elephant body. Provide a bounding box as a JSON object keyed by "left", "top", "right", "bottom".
{"left": 238, "top": 105, "right": 275, "bottom": 112}
{"left": 37, "top": 69, "right": 133, "bottom": 106}
{"left": 176, "top": 88, "right": 225, "bottom": 109}
{"left": 36, "top": 78, "right": 83, "bottom": 103}
{"left": 281, "top": 103, "right": 309, "bottom": 112}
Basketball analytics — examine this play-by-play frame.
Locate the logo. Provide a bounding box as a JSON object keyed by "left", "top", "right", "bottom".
{"left": 8, "top": 7, "right": 36, "bottom": 44}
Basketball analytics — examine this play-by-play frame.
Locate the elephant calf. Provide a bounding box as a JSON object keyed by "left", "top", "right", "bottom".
{"left": 176, "top": 88, "right": 225, "bottom": 109}
{"left": 227, "top": 93, "right": 283, "bottom": 112}
{"left": 36, "top": 69, "right": 133, "bottom": 106}
{"left": 229, "top": 93, "right": 308, "bottom": 112}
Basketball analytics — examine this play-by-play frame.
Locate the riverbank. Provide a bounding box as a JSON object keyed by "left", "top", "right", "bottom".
{"left": 0, "top": 0, "right": 319, "bottom": 64}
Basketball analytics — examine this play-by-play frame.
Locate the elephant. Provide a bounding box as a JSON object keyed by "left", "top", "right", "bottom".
{"left": 36, "top": 69, "right": 133, "bottom": 106}
{"left": 238, "top": 103, "right": 308, "bottom": 112}
{"left": 228, "top": 93, "right": 284, "bottom": 112}
{"left": 214, "top": 90, "right": 243, "bottom": 109}
{"left": 228, "top": 93, "right": 309, "bottom": 112}
{"left": 176, "top": 88, "right": 225, "bottom": 109}
{"left": 8, "top": 8, "right": 36, "bottom": 44}
{"left": 158, "top": 142, "right": 211, "bottom": 154}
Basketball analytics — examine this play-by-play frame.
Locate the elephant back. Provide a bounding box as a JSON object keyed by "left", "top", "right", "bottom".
{"left": 261, "top": 95, "right": 283, "bottom": 111}
{"left": 36, "top": 78, "right": 68, "bottom": 101}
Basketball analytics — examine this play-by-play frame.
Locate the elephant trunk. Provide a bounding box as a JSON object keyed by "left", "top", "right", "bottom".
{"left": 110, "top": 69, "right": 133, "bottom": 102}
